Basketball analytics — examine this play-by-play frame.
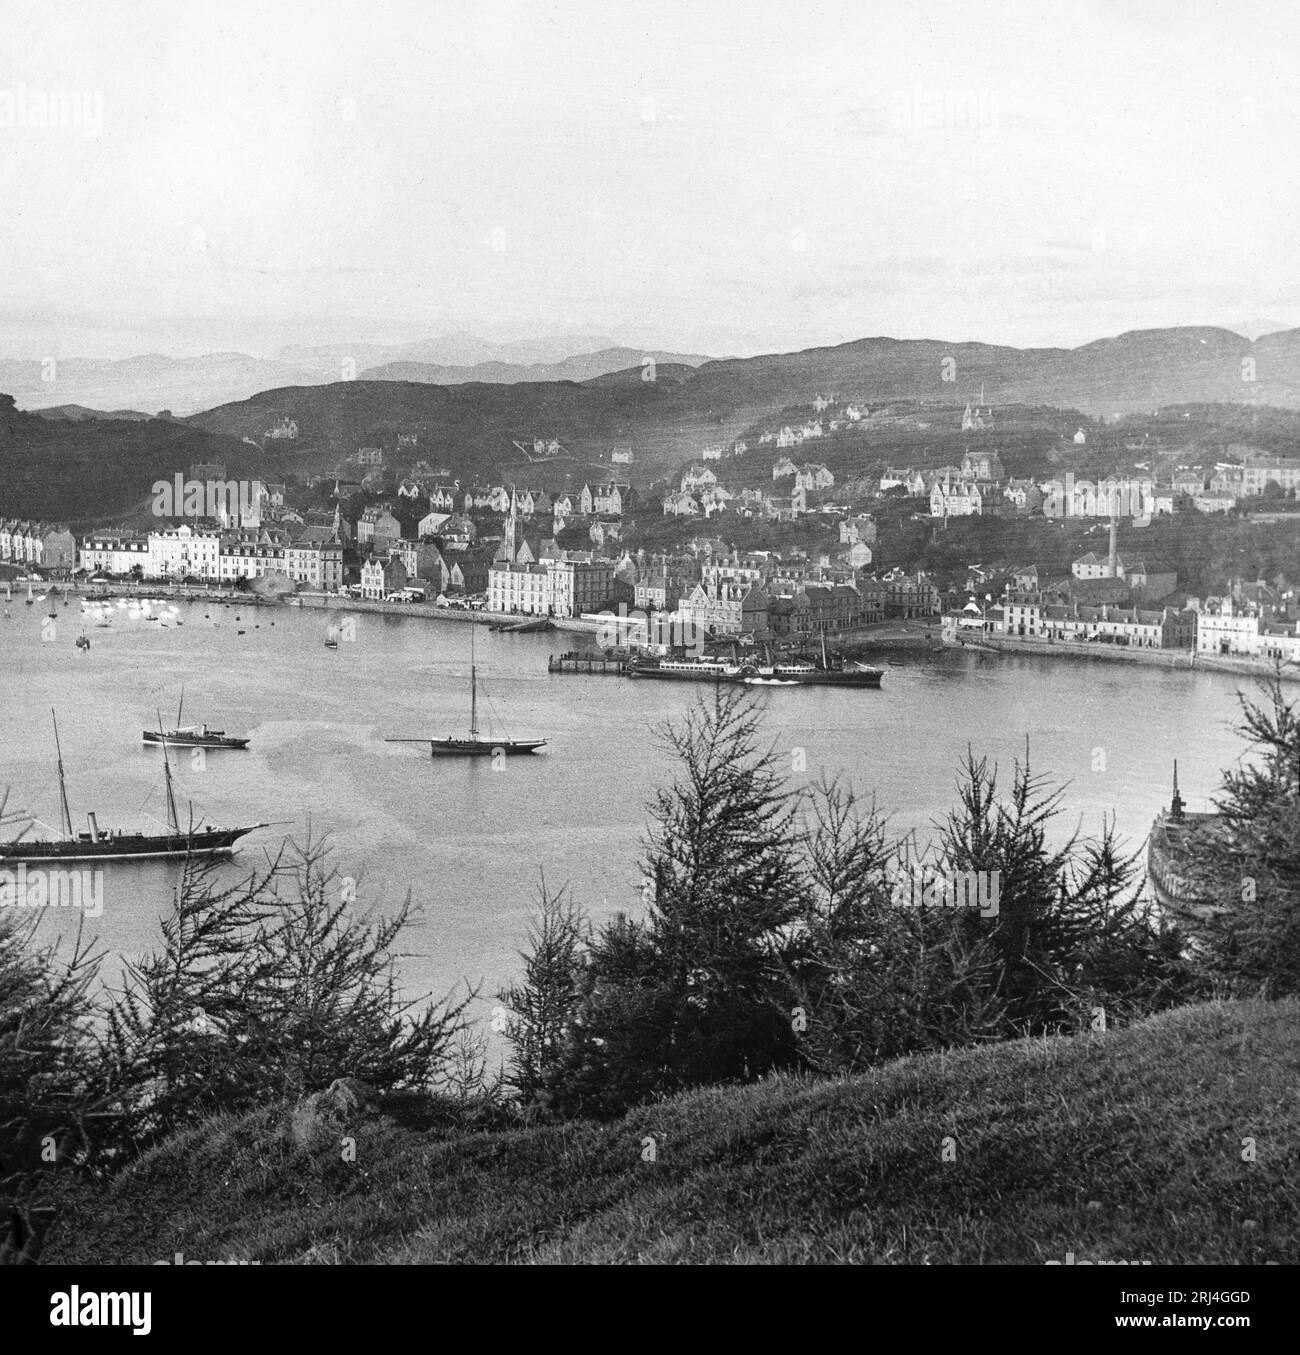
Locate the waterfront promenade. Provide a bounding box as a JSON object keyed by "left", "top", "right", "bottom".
{"left": 952, "top": 633, "right": 1300, "bottom": 683}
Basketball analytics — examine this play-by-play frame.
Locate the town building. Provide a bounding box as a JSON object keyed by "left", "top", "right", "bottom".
{"left": 219, "top": 534, "right": 289, "bottom": 582}
{"left": 147, "top": 525, "right": 223, "bottom": 580}
{"left": 360, "top": 554, "right": 408, "bottom": 600}
{"left": 418, "top": 510, "right": 452, "bottom": 538}
{"left": 286, "top": 529, "right": 344, "bottom": 591}
{"left": 76, "top": 532, "right": 150, "bottom": 577}
{"left": 357, "top": 505, "right": 402, "bottom": 548}
{"left": 677, "top": 580, "right": 768, "bottom": 636}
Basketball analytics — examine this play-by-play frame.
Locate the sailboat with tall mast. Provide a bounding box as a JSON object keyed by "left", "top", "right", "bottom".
{"left": 386, "top": 622, "right": 547, "bottom": 757}
{"left": 0, "top": 711, "right": 265, "bottom": 863}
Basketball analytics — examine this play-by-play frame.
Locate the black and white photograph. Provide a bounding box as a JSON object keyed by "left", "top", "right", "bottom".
{"left": 1, "top": 0, "right": 1296, "bottom": 1308}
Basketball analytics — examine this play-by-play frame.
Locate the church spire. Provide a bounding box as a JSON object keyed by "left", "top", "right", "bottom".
{"left": 1170, "top": 760, "right": 1185, "bottom": 820}
{"left": 504, "top": 485, "right": 519, "bottom": 562}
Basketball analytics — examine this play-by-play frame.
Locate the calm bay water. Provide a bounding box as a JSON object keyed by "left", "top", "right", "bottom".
{"left": 0, "top": 595, "right": 1258, "bottom": 1032}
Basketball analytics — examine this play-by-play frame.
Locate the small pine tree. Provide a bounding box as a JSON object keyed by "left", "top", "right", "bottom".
{"left": 96, "top": 836, "right": 473, "bottom": 1155}
{"left": 1199, "top": 674, "right": 1300, "bottom": 996}
{"left": 637, "top": 686, "right": 805, "bottom": 1090}
{"left": 939, "top": 747, "right": 1197, "bottom": 1033}
{"left": 779, "top": 778, "right": 1006, "bottom": 1072}
{"left": 498, "top": 878, "right": 587, "bottom": 1106}
{"left": 543, "top": 688, "right": 807, "bottom": 1114}
{"left": 0, "top": 907, "right": 102, "bottom": 1207}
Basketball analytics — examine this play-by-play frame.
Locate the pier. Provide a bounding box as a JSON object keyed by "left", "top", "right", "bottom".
{"left": 548, "top": 651, "right": 628, "bottom": 676}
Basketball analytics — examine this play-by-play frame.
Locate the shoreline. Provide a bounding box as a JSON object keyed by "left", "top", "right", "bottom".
{"left": 41, "top": 578, "right": 602, "bottom": 632}
{"left": 950, "top": 633, "right": 1300, "bottom": 683}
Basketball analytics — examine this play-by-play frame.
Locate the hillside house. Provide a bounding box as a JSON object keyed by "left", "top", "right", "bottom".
{"left": 418, "top": 510, "right": 452, "bottom": 538}
{"left": 843, "top": 541, "right": 873, "bottom": 569}
{"left": 357, "top": 505, "right": 401, "bottom": 547}
{"left": 795, "top": 463, "right": 834, "bottom": 491}
{"left": 700, "top": 486, "right": 734, "bottom": 516}
{"left": 662, "top": 491, "right": 701, "bottom": 517}
{"left": 1003, "top": 479, "right": 1042, "bottom": 513}
{"left": 839, "top": 514, "right": 878, "bottom": 546}
{"left": 680, "top": 464, "right": 717, "bottom": 492}
{"left": 930, "top": 478, "right": 983, "bottom": 518}
{"left": 1073, "top": 551, "right": 1124, "bottom": 581}
{"left": 960, "top": 449, "right": 1006, "bottom": 482}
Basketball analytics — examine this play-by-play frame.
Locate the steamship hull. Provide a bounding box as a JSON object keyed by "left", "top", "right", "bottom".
{"left": 751, "top": 667, "right": 884, "bottom": 688}
{"left": 143, "top": 730, "right": 250, "bottom": 750}
{"left": 0, "top": 825, "right": 260, "bottom": 864}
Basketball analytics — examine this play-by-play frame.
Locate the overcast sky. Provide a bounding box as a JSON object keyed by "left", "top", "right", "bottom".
{"left": 1, "top": 0, "right": 1297, "bottom": 359}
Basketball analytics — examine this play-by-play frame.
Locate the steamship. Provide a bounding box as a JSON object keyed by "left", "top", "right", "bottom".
{"left": 0, "top": 713, "right": 264, "bottom": 864}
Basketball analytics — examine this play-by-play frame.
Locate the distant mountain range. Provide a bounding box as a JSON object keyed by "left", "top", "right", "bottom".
{"left": 11, "top": 324, "right": 1300, "bottom": 422}
{"left": 0, "top": 335, "right": 714, "bottom": 415}
{"left": 359, "top": 347, "right": 714, "bottom": 386}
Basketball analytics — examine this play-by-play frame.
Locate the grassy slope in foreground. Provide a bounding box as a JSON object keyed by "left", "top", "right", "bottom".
{"left": 45, "top": 999, "right": 1300, "bottom": 1264}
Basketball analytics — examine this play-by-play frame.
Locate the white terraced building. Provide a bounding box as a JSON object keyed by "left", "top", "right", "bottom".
{"left": 147, "top": 525, "right": 222, "bottom": 580}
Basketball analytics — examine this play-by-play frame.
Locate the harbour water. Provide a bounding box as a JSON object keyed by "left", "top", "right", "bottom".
{"left": 0, "top": 597, "right": 1259, "bottom": 1030}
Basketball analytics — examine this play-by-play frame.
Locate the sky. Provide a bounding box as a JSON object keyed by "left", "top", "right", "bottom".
{"left": 1, "top": 0, "right": 1297, "bottom": 360}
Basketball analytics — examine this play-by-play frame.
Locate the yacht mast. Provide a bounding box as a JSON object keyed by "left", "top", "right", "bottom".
{"left": 157, "top": 713, "right": 181, "bottom": 833}
{"left": 469, "top": 622, "right": 479, "bottom": 739}
{"left": 51, "top": 710, "right": 73, "bottom": 839}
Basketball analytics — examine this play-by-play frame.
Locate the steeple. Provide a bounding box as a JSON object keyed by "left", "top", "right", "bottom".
{"left": 1170, "top": 760, "right": 1185, "bottom": 820}
{"left": 496, "top": 486, "right": 520, "bottom": 565}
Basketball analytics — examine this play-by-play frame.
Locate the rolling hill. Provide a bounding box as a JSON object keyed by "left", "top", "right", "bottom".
{"left": 181, "top": 325, "right": 1300, "bottom": 491}
{"left": 11, "top": 324, "right": 1300, "bottom": 523}
{"left": 38, "top": 998, "right": 1300, "bottom": 1264}
{"left": 0, "top": 394, "right": 262, "bottom": 525}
